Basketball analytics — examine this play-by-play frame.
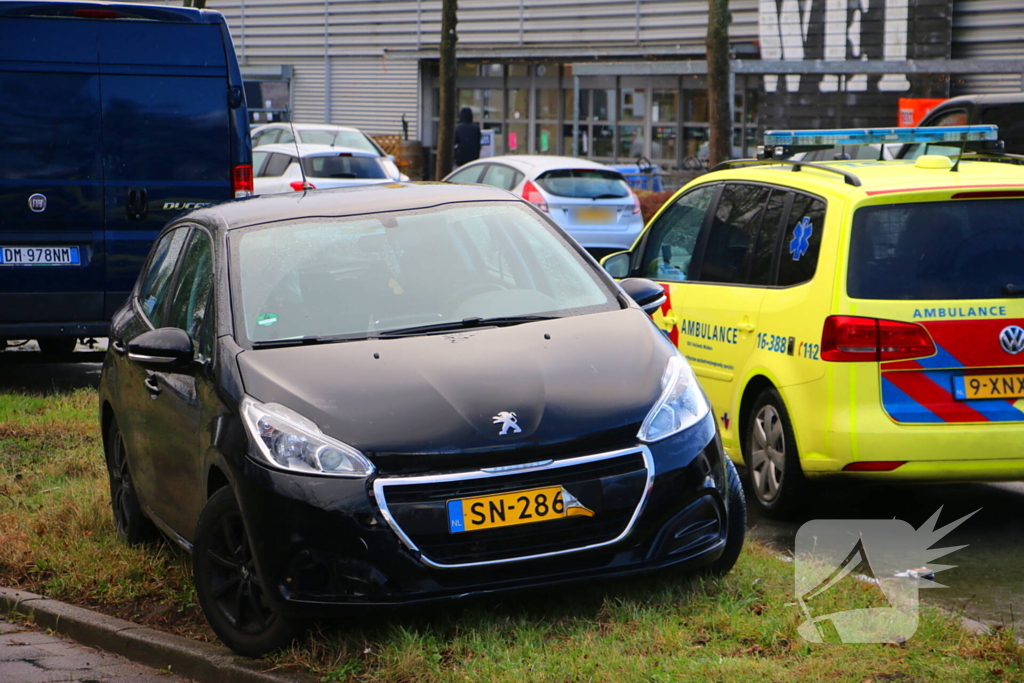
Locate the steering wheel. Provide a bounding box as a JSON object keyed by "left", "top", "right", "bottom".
{"left": 445, "top": 282, "right": 507, "bottom": 313}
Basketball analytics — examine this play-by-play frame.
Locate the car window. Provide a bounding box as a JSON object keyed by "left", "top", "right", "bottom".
{"left": 698, "top": 184, "right": 772, "bottom": 284}
{"left": 334, "top": 131, "right": 382, "bottom": 154}
{"left": 848, "top": 198, "right": 1023, "bottom": 300}
{"left": 137, "top": 228, "right": 190, "bottom": 327}
{"left": 535, "top": 169, "right": 629, "bottom": 198}
{"left": 299, "top": 130, "right": 336, "bottom": 145}
{"left": 252, "top": 151, "right": 269, "bottom": 177}
{"left": 232, "top": 203, "right": 618, "bottom": 344}
{"left": 168, "top": 230, "right": 215, "bottom": 356}
{"left": 902, "top": 110, "right": 968, "bottom": 159}
{"left": 777, "top": 194, "right": 827, "bottom": 287}
{"left": 253, "top": 129, "right": 280, "bottom": 146}
{"left": 640, "top": 185, "right": 715, "bottom": 281}
{"left": 302, "top": 155, "right": 389, "bottom": 179}
{"left": 278, "top": 129, "right": 295, "bottom": 145}
{"left": 750, "top": 189, "right": 787, "bottom": 286}
{"left": 980, "top": 106, "right": 1024, "bottom": 155}
{"left": 481, "top": 165, "right": 522, "bottom": 191}
{"left": 262, "top": 153, "right": 293, "bottom": 177}
{"left": 448, "top": 165, "right": 485, "bottom": 184}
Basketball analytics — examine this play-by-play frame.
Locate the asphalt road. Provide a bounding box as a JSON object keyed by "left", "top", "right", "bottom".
{"left": 3, "top": 349, "right": 1022, "bottom": 634}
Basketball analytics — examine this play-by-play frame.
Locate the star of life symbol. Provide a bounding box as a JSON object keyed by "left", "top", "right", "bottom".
{"left": 999, "top": 325, "right": 1024, "bottom": 355}
{"left": 795, "top": 507, "right": 977, "bottom": 644}
{"left": 492, "top": 411, "right": 522, "bottom": 435}
{"left": 789, "top": 216, "right": 813, "bottom": 261}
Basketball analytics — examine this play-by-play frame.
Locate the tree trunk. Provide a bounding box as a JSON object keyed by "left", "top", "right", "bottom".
{"left": 435, "top": 0, "right": 458, "bottom": 180}
{"left": 706, "top": 0, "right": 731, "bottom": 169}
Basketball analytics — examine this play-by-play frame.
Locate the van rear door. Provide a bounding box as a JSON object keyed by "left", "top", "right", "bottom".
{"left": 0, "top": 18, "right": 107, "bottom": 331}
{"left": 99, "top": 20, "right": 232, "bottom": 317}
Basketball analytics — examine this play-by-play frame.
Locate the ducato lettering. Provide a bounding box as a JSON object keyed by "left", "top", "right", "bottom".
{"left": 163, "top": 202, "right": 212, "bottom": 211}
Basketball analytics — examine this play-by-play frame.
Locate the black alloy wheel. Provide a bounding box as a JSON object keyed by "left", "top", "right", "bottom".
{"left": 743, "top": 388, "right": 806, "bottom": 518}
{"left": 193, "top": 487, "right": 300, "bottom": 657}
{"left": 704, "top": 456, "right": 746, "bottom": 577}
{"left": 37, "top": 337, "right": 76, "bottom": 355}
{"left": 105, "top": 418, "right": 157, "bottom": 544}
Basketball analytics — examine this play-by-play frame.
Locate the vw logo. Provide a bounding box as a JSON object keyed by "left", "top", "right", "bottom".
{"left": 28, "top": 194, "right": 47, "bottom": 213}
{"left": 999, "top": 325, "right": 1024, "bottom": 355}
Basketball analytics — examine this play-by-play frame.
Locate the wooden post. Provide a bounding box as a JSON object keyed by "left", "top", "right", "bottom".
{"left": 706, "top": 0, "right": 731, "bottom": 168}
{"left": 435, "top": 0, "right": 458, "bottom": 179}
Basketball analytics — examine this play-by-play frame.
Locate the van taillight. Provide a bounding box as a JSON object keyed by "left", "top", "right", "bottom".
{"left": 521, "top": 180, "right": 548, "bottom": 212}
{"left": 232, "top": 164, "right": 254, "bottom": 198}
{"left": 821, "top": 316, "right": 936, "bottom": 362}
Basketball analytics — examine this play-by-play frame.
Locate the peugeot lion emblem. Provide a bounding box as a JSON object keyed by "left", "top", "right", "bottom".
{"left": 999, "top": 325, "right": 1024, "bottom": 355}
{"left": 492, "top": 411, "right": 522, "bottom": 435}
{"left": 28, "top": 193, "right": 47, "bottom": 213}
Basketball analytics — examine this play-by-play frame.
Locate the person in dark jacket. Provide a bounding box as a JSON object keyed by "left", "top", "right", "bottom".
{"left": 454, "top": 106, "right": 482, "bottom": 167}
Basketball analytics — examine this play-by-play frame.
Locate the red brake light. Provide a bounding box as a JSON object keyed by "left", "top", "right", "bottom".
{"left": 289, "top": 180, "right": 316, "bottom": 191}
{"left": 821, "top": 316, "right": 935, "bottom": 362}
{"left": 232, "top": 164, "right": 254, "bottom": 198}
{"left": 521, "top": 180, "right": 548, "bottom": 212}
{"left": 842, "top": 461, "right": 906, "bottom": 472}
{"left": 631, "top": 189, "right": 641, "bottom": 215}
{"left": 75, "top": 9, "right": 118, "bottom": 18}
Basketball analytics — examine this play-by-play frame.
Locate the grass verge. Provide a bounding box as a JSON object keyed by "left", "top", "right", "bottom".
{"left": 1, "top": 387, "right": 1020, "bottom": 682}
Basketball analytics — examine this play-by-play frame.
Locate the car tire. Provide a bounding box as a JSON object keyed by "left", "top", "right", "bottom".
{"left": 743, "top": 388, "right": 805, "bottom": 518}
{"left": 193, "top": 487, "right": 301, "bottom": 658}
{"left": 105, "top": 418, "right": 158, "bottom": 545}
{"left": 704, "top": 456, "right": 746, "bottom": 577}
{"left": 37, "top": 337, "right": 75, "bottom": 354}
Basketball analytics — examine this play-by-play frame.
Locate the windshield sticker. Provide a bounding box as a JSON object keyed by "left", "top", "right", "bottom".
{"left": 789, "top": 216, "right": 813, "bottom": 260}
{"left": 256, "top": 312, "right": 278, "bottom": 327}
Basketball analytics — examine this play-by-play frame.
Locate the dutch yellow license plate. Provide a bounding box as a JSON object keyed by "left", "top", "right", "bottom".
{"left": 574, "top": 207, "right": 614, "bottom": 224}
{"left": 447, "top": 485, "right": 593, "bottom": 533}
{"left": 953, "top": 373, "right": 1024, "bottom": 400}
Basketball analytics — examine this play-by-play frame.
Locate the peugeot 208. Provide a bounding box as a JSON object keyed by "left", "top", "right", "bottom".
{"left": 98, "top": 183, "right": 745, "bottom": 656}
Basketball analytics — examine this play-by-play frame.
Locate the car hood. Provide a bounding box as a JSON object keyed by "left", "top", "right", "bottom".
{"left": 236, "top": 309, "right": 672, "bottom": 470}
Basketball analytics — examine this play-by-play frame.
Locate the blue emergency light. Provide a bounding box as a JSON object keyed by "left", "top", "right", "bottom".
{"left": 763, "top": 125, "right": 998, "bottom": 148}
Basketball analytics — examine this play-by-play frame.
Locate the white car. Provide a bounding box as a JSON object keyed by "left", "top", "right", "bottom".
{"left": 443, "top": 156, "right": 644, "bottom": 257}
{"left": 251, "top": 144, "right": 393, "bottom": 195}
{"left": 250, "top": 123, "right": 408, "bottom": 181}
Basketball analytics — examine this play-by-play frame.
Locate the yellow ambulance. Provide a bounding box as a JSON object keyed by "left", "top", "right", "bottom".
{"left": 603, "top": 126, "right": 1024, "bottom": 516}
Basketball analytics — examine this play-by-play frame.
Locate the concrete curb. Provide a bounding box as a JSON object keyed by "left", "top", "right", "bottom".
{"left": 0, "top": 587, "right": 314, "bottom": 683}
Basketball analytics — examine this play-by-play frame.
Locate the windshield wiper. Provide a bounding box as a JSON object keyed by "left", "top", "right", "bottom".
{"left": 591, "top": 193, "right": 627, "bottom": 200}
{"left": 378, "top": 315, "right": 560, "bottom": 337}
{"left": 1004, "top": 283, "right": 1024, "bottom": 297}
{"left": 251, "top": 332, "right": 376, "bottom": 349}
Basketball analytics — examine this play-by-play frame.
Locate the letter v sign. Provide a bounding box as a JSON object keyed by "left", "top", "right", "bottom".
{"left": 758, "top": 0, "right": 811, "bottom": 93}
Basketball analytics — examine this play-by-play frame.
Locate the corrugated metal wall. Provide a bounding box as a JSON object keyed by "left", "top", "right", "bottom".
{"left": 291, "top": 61, "right": 327, "bottom": 122}
{"left": 951, "top": 0, "right": 1024, "bottom": 94}
{"left": 330, "top": 58, "right": 420, "bottom": 135}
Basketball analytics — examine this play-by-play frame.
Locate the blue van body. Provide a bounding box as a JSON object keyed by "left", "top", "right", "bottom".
{"left": 0, "top": 1, "right": 251, "bottom": 350}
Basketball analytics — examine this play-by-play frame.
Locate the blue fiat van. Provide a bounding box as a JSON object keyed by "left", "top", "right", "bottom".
{"left": 0, "top": 1, "right": 251, "bottom": 354}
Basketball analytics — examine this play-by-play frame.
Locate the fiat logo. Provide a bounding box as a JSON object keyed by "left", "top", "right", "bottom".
{"left": 28, "top": 194, "right": 47, "bottom": 213}
{"left": 999, "top": 325, "right": 1024, "bottom": 355}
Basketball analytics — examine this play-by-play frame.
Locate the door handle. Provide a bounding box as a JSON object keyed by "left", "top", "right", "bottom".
{"left": 144, "top": 377, "right": 161, "bottom": 395}
{"left": 661, "top": 315, "right": 678, "bottom": 327}
{"left": 125, "top": 187, "right": 149, "bottom": 222}
{"left": 737, "top": 322, "right": 755, "bottom": 333}
{"left": 110, "top": 340, "right": 127, "bottom": 355}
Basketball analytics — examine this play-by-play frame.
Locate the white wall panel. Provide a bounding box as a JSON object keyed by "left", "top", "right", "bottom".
{"left": 330, "top": 59, "right": 420, "bottom": 137}
{"left": 291, "top": 61, "right": 327, "bottom": 122}
{"left": 952, "top": 0, "right": 1024, "bottom": 93}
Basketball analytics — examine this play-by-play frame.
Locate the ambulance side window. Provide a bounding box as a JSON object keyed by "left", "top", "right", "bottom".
{"left": 777, "top": 194, "right": 827, "bottom": 286}
{"left": 639, "top": 184, "right": 716, "bottom": 282}
{"left": 697, "top": 184, "right": 772, "bottom": 284}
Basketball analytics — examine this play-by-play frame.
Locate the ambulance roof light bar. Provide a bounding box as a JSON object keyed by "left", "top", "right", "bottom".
{"left": 759, "top": 125, "right": 1000, "bottom": 160}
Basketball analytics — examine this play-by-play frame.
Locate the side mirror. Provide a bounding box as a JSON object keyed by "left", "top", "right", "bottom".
{"left": 127, "top": 327, "right": 194, "bottom": 371}
{"left": 601, "top": 251, "right": 631, "bottom": 279}
{"left": 620, "top": 278, "right": 666, "bottom": 316}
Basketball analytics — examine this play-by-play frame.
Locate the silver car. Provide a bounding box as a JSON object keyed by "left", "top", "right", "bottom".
{"left": 444, "top": 156, "right": 644, "bottom": 257}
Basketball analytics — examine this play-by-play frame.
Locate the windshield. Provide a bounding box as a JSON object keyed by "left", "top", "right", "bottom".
{"left": 232, "top": 203, "right": 618, "bottom": 344}
{"left": 301, "top": 155, "right": 389, "bottom": 179}
{"left": 847, "top": 199, "right": 1024, "bottom": 300}
{"left": 535, "top": 169, "right": 630, "bottom": 199}
{"left": 298, "top": 129, "right": 381, "bottom": 154}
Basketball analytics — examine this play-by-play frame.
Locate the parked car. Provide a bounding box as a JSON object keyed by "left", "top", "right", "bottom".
{"left": 443, "top": 156, "right": 644, "bottom": 259}
{"left": 0, "top": 0, "right": 251, "bottom": 355}
{"left": 604, "top": 126, "right": 1024, "bottom": 517}
{"left": 898, "top": 93, "right": 1024, "bottom": 159}
{"left": 251, "top": 122, "right": 408, "bottom": 180}
{"left": 99, "top": 182, "right": 745, "bottom": 656}
{"left": 251, "top": 144, "right": 392, "bottom": 195}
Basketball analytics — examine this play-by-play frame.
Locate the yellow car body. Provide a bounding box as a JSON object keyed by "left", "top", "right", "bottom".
{"left": 608, "top": 155, "right": 1024, "bottom": 509}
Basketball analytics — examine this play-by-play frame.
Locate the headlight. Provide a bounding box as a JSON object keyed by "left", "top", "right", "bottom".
{"left": 241, "top": 397, "right": 375, "bottom": 477}
{"left": 638, "top": 354, "right": 710, "bottom": 443}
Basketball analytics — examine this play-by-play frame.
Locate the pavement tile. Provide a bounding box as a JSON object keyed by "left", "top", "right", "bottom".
{"left": 0, "top": 621, "right": 24, "bottom": 635}
{"left": 34, "top": 657, "right": 111, "bottom": 672}
{"left": 87, "top": 665, "right": 155, "bottom": 678}
{"left": 0, "top": 634, "right": 62, "bottom": 647}
{"left": 0, "top": 646, "right": 52, "bottom": 662}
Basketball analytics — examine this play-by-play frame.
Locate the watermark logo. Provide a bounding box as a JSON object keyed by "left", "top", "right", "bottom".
{"left": 795, "top": 507, "right": 978, "bottom": 644}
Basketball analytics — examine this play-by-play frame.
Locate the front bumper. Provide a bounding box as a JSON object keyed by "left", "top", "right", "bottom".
{"left": 232, "top": 414, "right": 727, "bottom": 617}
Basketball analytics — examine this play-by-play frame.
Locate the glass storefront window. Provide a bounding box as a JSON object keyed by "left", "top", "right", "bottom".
{"left": 508, "top": 63, "right": 529, "bottom": 78}
{"left": 536, "top": 88, "right": 559, "bottom": 120}
{"left": 536, "top": 123, "right": 558, "bottom": 153}
{"left": 652, "top": 126, "right": 678, "bottom": 161}
{"left": 561, "top": 124, "right": 580, "bottom": 156}
{"left": 621, "top": 88, "right": 645, "bottom": 122}
{"left": 592, "top": 89, "right": 616, "bottom": 122}
{"left": 618, "top": 125, "right": 643, "bottom": 158}
{"left": 485, "top": 122, "right": 505, "bottom": 155}
{"left": 457, "top": 61, "right": 482, "bottom": 78}
{"left": 745, "top": 88, "right": 759, "bottom": 123}
{"left": 685, "top": 90, "right": 709, "bottom": 123}
{"left": 734, "top": 94, "right": 744, "bottom": 124}
{"left": 592, "top": 125, "right": 614, "bottom": 157}
{"left": 682, "top": 126, "right": 709, "bottom": 166}
{"left": 509, "top": 88, "right": 530, "bottom": 121}
{"left": 507, "top": 122, "right": 528, "bottom": 153}
{"left": 458, "top": 89, "right": 505, "bottom": 122}
{"left": 652, "top": 89, "right": 678, "bottom": 123}
{"left": 564, "top": 89, "right": 590, "bottom": 121}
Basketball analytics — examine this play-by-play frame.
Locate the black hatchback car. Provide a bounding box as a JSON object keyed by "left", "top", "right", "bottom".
{"left": 98, "top": 183, "right": 745, "bottom": 656}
